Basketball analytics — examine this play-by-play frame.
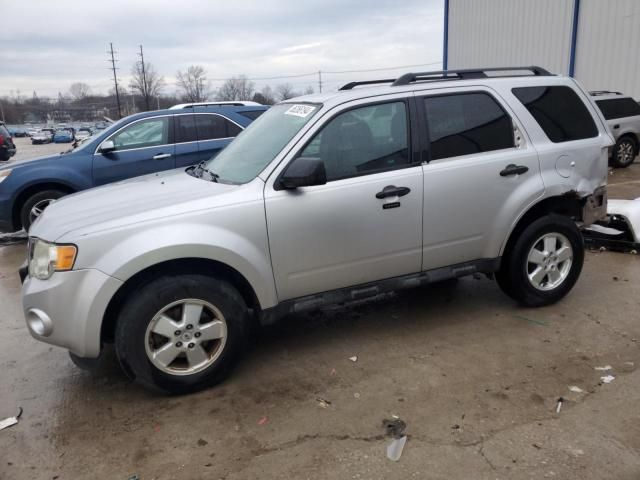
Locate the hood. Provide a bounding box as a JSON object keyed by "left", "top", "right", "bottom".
{"left": 30, "top": 168, "right": 238, "bottom": 241}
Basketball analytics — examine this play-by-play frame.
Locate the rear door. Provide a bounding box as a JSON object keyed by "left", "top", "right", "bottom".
{"left": 173, "top": 113, "right": 201, "bottom": 168}
{"left": 416, "top": 87, "right": 544, "bottom": 270}
{"left": 195, "top": 113, "right": 243, "bottom": 162}
{"left": 92, "top": 115, "right": 175, "bottom": 186}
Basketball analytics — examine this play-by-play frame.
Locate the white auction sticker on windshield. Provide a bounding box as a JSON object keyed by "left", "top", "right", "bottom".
{"left": 284, "top": 104, "right": 316, "bottom": 118}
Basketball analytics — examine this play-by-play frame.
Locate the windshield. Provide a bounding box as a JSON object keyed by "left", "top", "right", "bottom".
{"left": 204, "top": 103, "right": 320, "bottom": 183}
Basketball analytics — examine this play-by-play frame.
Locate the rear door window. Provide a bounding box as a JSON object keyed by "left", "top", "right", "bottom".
{"left": 512, "top": 86, "right": 598, "bottom": 143}
{"left": 595, "top": 98, "right": 640, "bottom": 120}
{"left": 174, "top": 115, "right": 198, "bottom": 143}
{"left": 238, "top": 110, "right": 266, "bottom": 120}
{"left": 424, "top": 92, "right": 514, "bottom": 160}
{"left": 195, "top": 114, "right": 242, "bottom": 141}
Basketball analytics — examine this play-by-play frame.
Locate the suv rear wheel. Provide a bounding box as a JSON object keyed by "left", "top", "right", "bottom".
{"left": 496, "top": 215, "right": 584, "bottom": 307}
{"left": 611, "top": 136, "right": 637, "bottom": 168}
{"left": 114, "top": 274, "right": 248, "bottom": 394}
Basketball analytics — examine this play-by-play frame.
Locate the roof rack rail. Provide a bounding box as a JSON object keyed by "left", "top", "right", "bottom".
{"left": 168, "top": 101, "right": 262, "bottom": 109}
{"left": 339, "top": 79, "right": 397, "bottom": 91}
{"left": 589, "top": 90, "right": 623, "bottom": 96}
{"left": 392, "top": 66, "right": 551, "bottom": 86}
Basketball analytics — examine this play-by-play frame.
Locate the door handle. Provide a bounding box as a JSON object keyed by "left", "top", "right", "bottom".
{"left": 613, "top": 124, "right": 620, "bottom": 129}
{"left": 499, "top": 164, "right": 529, "bottom": 177}
{"left": 376, "top": 185, "right": 411, "bottom": 199}
{"left": 153, "top": 153, "right": 172, "bottom": 160}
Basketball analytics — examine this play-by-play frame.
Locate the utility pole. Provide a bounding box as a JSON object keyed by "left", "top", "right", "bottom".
{"left": 108, "top": 42, "right": 122, "bottom": 119}
{"left": 318, "top": 71, "right": 323, "bottom": 93}
{"left": 0, "top": 100, "right": 5, "bottom": 123}
{"left": 138, "top": 45, "right": 149, "bottom": 110}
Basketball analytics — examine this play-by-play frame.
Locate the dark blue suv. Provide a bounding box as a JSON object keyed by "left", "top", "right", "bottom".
{"left": 0, "top": 103, "right": 267, "bottom": 232}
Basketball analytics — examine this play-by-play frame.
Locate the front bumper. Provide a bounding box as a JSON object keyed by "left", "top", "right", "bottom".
{"left": 22, "top": 268, "right": 123, "bottom": 358}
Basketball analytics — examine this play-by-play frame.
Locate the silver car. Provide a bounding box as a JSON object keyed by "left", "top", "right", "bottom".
{"left": 591, "top": 91, "right": 640, "bottom": 168}
{"left": 21, "top": 66, "right": 612, "bottom": 393}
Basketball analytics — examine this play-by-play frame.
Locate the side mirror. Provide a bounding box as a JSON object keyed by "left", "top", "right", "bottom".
{"left": 278, "top": 157, "right": 326, "bottom": 190}
{"left": 99, "top": 140, "right": 115, "bottom": 153}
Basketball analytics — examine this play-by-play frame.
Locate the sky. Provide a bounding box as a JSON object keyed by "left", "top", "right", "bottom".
{"left": 0, "top": 0, "right": 444, "bottom": 98}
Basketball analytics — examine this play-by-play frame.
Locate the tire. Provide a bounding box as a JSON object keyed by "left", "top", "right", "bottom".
{"left": 611, "top": 136, "right": 637, "bottom": 168}
{"left": 114, "top": 274, "right": 248, "bottom": 394}
{"left": 496, "top": 214, "right": 584, "bottom": 307}
{"left": 19, "top": 189, "right": 67, "bottom": 232}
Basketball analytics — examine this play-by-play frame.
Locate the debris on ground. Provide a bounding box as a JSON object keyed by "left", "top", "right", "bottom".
{"left": 0, "top": 407, "right": 23, "bottom": 431}
{"left": 594, "top": 365, "right": 612, "bottom": 371}
{"left": 257, "top": 416, "right": 269, "bottom": 425}
{"left": 316, "top": 397, "right": 332, "bottom": 408}
{"left": 555, "top": 398, "right": 564, "bottom": 413}
{"left": 568, "top": 386, "right": 584, "bottom": 393}
{"left": 513, "top": 314, "right": 549, "bottom": 326}
{"left": 0, "top": 231, "right": 27, "bottom": 247}
{"left": 382, "top": 417, "right": 408, "bottom": 461}
{"left": 600, "top": 375, "right": 615, "bottom": 384}
{"left": 127, "top": 475, "right": 140, "bottom": 480}
{"left": 382, "top": 418, "right": 407, "bottom": 438}
{"left": 348, "top": 356, "right": 358, "bottom": 362}
{"left": 353, "top": 393, "right": 361, "bottom": 399}
{"left": 386, "top": 435, "right": 407, "bottom": 461}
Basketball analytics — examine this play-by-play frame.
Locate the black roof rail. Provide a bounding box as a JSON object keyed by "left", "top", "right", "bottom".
{"left": 339, "top": 78, "right": 397, "bottom": 91}
{"left": 392, "top": 66, "right": 552, "bottom": 86}
{"left": 589, "top": 90, "right": 623, "bottom": 96}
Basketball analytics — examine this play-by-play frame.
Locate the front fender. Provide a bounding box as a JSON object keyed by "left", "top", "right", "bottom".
{"left": 72, "top": 221, "right": 278, "bottom": 309}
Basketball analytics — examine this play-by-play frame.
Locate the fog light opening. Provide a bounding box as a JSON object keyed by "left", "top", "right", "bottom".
{"left": 26, "top": 309, "right": 53, "bottom": 337}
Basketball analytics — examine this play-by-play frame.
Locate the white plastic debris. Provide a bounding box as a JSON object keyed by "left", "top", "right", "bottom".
{"left": 594, "top": 365, "right": 612, "bottom": 371}
{"left": 568, "top": 386, "right": 584, "bottom": 393}
{"left": 0, "top": 408, "right": 22, "bottom": 431}
{"left": 556, "top": 398, "right": 564, "bottom": 413}
{"left": 348, "top": 356, "right": 358, "bottom": 362}
{"left": 600, "top": 375, "right": 615, "bottom": 384}
{"left": 386, "top": 436, "right": 407, "bottom": 461}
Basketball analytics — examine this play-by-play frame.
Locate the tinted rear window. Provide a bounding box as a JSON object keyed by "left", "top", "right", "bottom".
{"left": 512, "top": 86, "right": 598, "bottom": 143}
{"left": 195, "top": 114, "right": 242, "bottom": 141}
{"left": 239, "top": 110, "right": 266, "bottom": 120}
{"left": 425, "top": 92, "right": 514, "bottom": 160}
{"left": 596, "top": 98, "right": 640, "bottom": 120}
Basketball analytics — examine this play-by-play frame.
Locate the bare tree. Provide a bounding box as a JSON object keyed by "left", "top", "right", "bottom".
{"left": 304, "top": 86, "right": 315, "bottom": 95}
{"left": 176, "top": 65, "right": 211, "bottom": 102}
{"left": 69, "top": 82, "right": 91, "bottom": 101}
{"left": 275, "top": 83, "right": 300, "bottom": 101}
{"left": 216, "top": 75, "right": 255, "bottom": 101}
{"left": 252, "top": 85, "right": 276, "bottom": 105}
{"left": 129, "top": 61, "right": 165, "bottom": 111}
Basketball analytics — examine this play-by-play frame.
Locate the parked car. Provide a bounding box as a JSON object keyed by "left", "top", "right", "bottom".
{"left": 0, "top": 103, "right": 267, "bottom": 232}
{"left": 53, "top": 129, "right": 74, "bottom": 143}
{"left": 74, "top": 127, "right": 93, "bottom": 142}
{"left": 26, "top": 128, "right": 38, "bottom": 137}
{"left": 19, "top": 66, "right": 611, "bottom": 394}
{"left": 8, "top": 126, "right": 28, "bottom": 137}
{"left": 0, "top": 123, "right": 16, "bottom": 161}
{"left": 591, "top": 91, "right": 640, "bottom": 168}
{"left": 31, "top": 130, "right": 53, "bottom": 145}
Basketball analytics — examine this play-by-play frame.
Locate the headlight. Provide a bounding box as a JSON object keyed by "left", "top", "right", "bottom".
{"left": 0, "top": 169, "right": 12, "bottom": 184}
{"left": 28, "top": 238, "right": 77, "bottom": 280}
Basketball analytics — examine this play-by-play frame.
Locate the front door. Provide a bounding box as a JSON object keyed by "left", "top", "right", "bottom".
{"left": 93, "top": 115, "right": 175, "bottom": 186}
{"left": 264, "top": 99, "right": 423, "bottom": 301}
{"left": 417, "top": 88, "right": 544, "bottom": 270}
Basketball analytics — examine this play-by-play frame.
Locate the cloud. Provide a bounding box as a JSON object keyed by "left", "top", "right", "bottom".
{"left": 0, "top": 0, "right": 443, "bottom": 97}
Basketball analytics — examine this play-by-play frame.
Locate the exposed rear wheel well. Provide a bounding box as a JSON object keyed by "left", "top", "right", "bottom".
{"left": 501, "top": 194, "right": 583, "bottom": 262}
{"left": 12, "top": 183, "right": 75, "bottom": 230}
{"left": 101, "top": 258, "right": 261, "bottom": 344}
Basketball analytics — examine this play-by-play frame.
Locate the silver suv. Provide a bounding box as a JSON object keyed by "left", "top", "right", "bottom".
{"left": 21, "top": 67, "right": 612, "bottom": 393}
{"left": 591, "top": 91, "right": 640, "bottom": 168}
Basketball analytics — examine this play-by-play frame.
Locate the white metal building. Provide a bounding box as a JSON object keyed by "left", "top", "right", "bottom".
{"left": 444, "top": 0, "right": 640, "bottom": 99}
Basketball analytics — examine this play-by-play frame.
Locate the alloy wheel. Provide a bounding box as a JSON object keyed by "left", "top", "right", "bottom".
{"left": 526, "top": 233, "right": 573, "bottom": 291}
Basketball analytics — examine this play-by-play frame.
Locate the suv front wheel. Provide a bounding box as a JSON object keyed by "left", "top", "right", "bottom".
{"left": 611, "top": 136, "right": 637, "bottom": 168}
{"left": 496, "top": 215, "right": 584, "bottom": 307}
{"left": 114, "top": 274, "right": 248, "bottom": 394}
